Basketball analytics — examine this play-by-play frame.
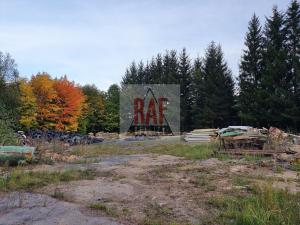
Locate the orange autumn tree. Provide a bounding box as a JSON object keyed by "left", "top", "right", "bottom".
{"left": 54, "top": 76, "right": 85, "bottom": 131}
{"left": 30, "top": 73, "right": 59, "bottom": 129}
{"left": 19, "top": 73, "right": 86, "bottom": 131}
{"left": 19, "top": 79, "right": 38, "bottom": 129}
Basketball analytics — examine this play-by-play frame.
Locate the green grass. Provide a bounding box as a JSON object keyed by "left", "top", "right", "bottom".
{"left": 190, "top": 174, "right": 208, "bottom": 187}
{"left": 145, "top": 143, "right": 216, "bottom": 160}
{"left": 244, "top": 155, "right": 269, "bottom": 162}
{"left": 211, "top": 183, "right": 300, "bottom": 225}
{"left": 291, "top": 163, "right": 300, "bottom": 172}
{"left": 0, "top": 168, "right": 97, "bottom": 191}
{"left": 72, "top": 142, "right": 216, "bottom": 160}
{"left": 232, "top": 176, "right": 251, "bottom": 187}
{"left": 72, "top": 144, "right": 140, "bottom": 157}
{"left": 89, "top": 203, "right": 117, "bottom": 217}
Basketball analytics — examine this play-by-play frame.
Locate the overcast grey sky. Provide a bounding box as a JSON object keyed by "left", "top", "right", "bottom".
{"left": 0, "top": 0, "right": 290, "bottom": 90}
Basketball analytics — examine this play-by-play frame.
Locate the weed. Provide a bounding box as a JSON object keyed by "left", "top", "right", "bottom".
{"left": 220, "top": 183, "right": 300, "bottom": 225}
{"left": 72, "top": 142, "right": 217, "bottom": 160}
{"left": 52, "top": 188, "right": 65, "bottom": 200}
{"left": 274, "top": 165, "right": 284, "bottom": 173}
{"left": 0, "top": 168, "right": 97, "bottom": 191}
{"left": 190, "top": 174, "right": 208, "bottom": 187}
{"left": 244, "top": 155, "right": 262, "bottom": 161}
{"left": 89, "top": 203, "right": 117, "bottom": 217}
{"left": 232, "top": 176, "right": 251, "bottom": 187}
{"left": 290, "top": 163, "right": 300, "bottom": 172}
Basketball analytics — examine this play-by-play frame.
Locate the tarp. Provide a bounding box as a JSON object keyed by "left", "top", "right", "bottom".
{"left": 0, "top": 146, "right": 35, "bottom": 155}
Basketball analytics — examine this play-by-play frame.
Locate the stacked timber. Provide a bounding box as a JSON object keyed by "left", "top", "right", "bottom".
{"left": 184, "top": 129, "right": 217, "bottom": 143}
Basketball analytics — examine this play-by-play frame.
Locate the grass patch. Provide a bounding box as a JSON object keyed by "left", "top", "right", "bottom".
{"left": 89, "top": 203, "right": 117, "bottom": 217}
{"left": 211, "top": 183, "right": 300, "bottom": 225}
{"left": 232, "top": 176, "right": 251, "bottom": 187}
{"left": 142, "top": 202, "right": 182, "bottom": 225}
{"left": 190, "top": 174, "right": 208, "bottom": 187}
{"left": 244, "top": 155, "right": 269, "bottom": 162}
{"left": 0, "top": 168, "right": 97, "bottom": 191}
{"left": 72, "top": 142, "right": 216, "bottom": 160}
{"left": 146, "top": 143, "right": 215, "bottom": 160}
{"left": 72, "top": 144, "right": 140, "bottom": 157}
{"left": 290, "top": 163, "right": 300, "bottom": 172}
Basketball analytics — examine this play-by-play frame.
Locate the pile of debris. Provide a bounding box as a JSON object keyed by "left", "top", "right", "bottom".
{"left": 23, "top": 130, "right": 104, "bottom": 146}
{"left": 218, "top": 126, "right": 300, "bottom": 158}
{"left": 218, "top": 126, "right": 268, "bottom": 153}
{"left": 184, "top": 129, "right": 218, "bottom": 143}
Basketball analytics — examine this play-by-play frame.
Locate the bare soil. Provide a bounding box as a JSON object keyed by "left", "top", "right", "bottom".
{"left": 1, "top": 142, "right": 299, "bottom": 225}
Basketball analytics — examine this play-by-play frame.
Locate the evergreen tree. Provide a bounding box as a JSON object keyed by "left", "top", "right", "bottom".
{"left": 238, "top": 14, "right": 263, "bottom": 126}
{"left": 285, "top": 0, "right": 300, "bottom": 130}
{"left": 191, "top": 57, "right": 205, "bottom": 128}
{"left": 162, "top": 50, "right": 178, "bottom": 84}
{"left": 122, "top": 62, "right": 138, "bottom": 84}
{"left": 178, "top": 48, "right": 193, "bottom": 131}
{"left": 137, "top": 61, "right": 145, "bottom": 84}
{"left": 260, "top": 6, "right": 290, "bottom": 128}
{"left": 202, "top": 42, "right": 235, "bottom": 128}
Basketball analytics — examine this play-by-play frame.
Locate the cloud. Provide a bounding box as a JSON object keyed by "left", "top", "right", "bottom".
{"left": 0, "top": 0, "right": 290, "bottom": 90}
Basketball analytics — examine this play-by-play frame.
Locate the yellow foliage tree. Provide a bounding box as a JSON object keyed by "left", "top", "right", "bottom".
{"left": 19, "top": 80, "right": 38, "bottom": 129}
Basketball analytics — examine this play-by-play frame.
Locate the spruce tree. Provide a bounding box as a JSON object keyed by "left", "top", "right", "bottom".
{"left": 191, "top": 57, "right": 205, "bottom": 128}
{"left": 202, "top": 42, "right": 235, "bottom": 128}
{"left": 238, "top": 14, "right": 263, "bottom": 126}
{"left": 285, "top": 0, "right": 300, "bottom": 130}
{"left": 154, "top": 54, "right": 163, "bottom": 83}
{"left": 137, "top": 61, "right": 145, "bottom": 84}
{"left": 163, "top": 50, "right": 178, "bottom": 84}
{"left": 178, "top": 48, "right": 192, "bottom": 131}
{"left": 260, "top": 6, "right": 290, "bottom": 128}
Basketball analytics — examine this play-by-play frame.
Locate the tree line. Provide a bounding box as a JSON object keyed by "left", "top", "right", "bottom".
{"left": 0, "top": 59, "right": 120, "bottom": 137}
{"left": 122, "top": 1, "right": 300, "bottom": 132}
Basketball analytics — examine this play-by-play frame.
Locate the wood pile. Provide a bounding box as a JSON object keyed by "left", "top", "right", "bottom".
{"left": 184, "top": 129, "right": 218, "bottom": 143}
{"left": 218, "top": 126, "right": 300, "bottom": 158}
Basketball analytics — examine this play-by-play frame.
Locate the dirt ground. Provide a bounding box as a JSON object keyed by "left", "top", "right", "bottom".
{"left": 0, "top": 141, "right": 299, "bottom": 225}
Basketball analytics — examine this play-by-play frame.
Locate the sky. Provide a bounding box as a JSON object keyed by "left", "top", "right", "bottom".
{"left": 0, "top": 0, "right": 291, "bottom": 90}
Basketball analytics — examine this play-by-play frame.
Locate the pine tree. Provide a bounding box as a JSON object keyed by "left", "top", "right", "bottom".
{"left": 178, "top": 48, "right": 192, "bottom": 131}
{"left": 122, "top": 62, "right": 138, "bottom": 85}
{"left": 163, "top": 50, "right": 178, "bottom": 84}
{"left": 191, "top": 57, "right": 205, "bottom": 128}
{"left": 238, "top": 14, "right": 263, "bottom": 126}
{"left": 137, "top": 61, "right": 145, "bottom": 84}
{"left": 155, "top": 54, "right": 163, "bottom": 83}
{"left": 202, "top": 42, "right": 235, "bottom": 128}
{"left": 285, "top": 0, "right": 300, "bottom": 130}
{"left": 260, "top": 6, "right": 290, "bottom": 128}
